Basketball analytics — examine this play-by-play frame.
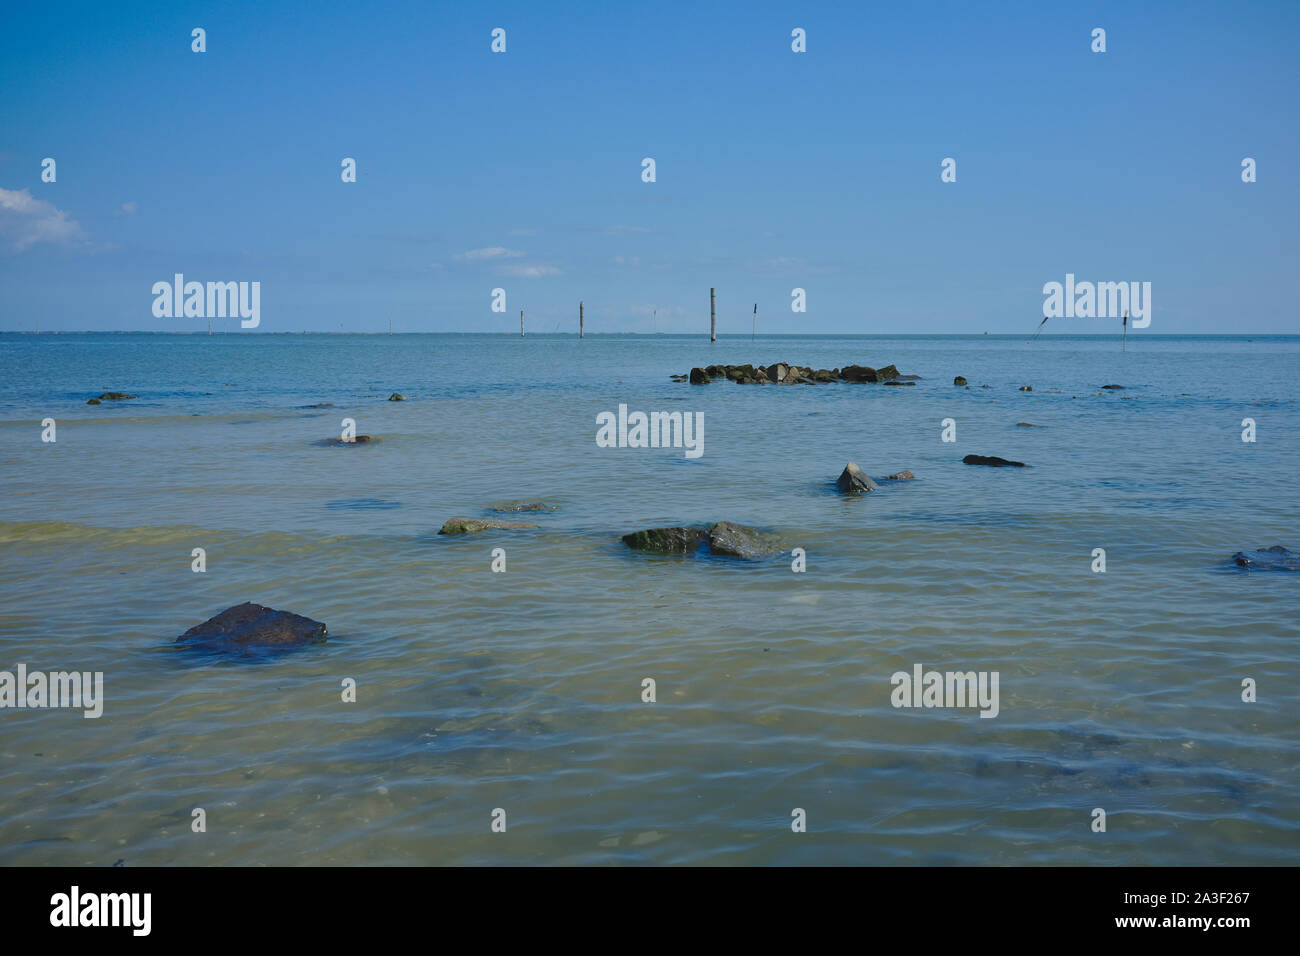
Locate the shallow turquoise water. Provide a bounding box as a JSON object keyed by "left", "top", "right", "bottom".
{"left": 0, "top": 333, "right": 1296, "bottom": 864}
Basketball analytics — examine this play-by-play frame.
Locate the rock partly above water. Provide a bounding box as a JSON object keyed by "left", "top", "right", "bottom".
{"left": 92, "top": 392, "right": 136, "bottom": 402}
{"left": 1232, "top": 546, "right": 1300, "bottom": 570}
{"left": 963, "top": 454, "right": 1026, "bottom": 467}
{"left": 621, "top": 526, "right": 708, "bottom": 552}
{"left": 954, "top": 376, "right": 967, "bottom": 386}
{"left": 622, "top": 522, "right": 778, "bottom": 559}
{"left": 835, "top": 462, "right": 879, "bottom": 493}
{"left": 176, "top": 602, "right": 327, "bottom": 653}
{"left": 388, "top": 393, "right": 407, "bottom": 401}
{"left": 439, "top": 517, "right": 539, "bottom": 535}
{"left": 488, "top": 501, "right": 558, "bottom": 513}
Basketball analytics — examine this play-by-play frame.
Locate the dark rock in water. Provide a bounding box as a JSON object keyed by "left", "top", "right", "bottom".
{"left": 705, "top": 364, "right": 727, "bottom": 378}
{"left": 689, "top": 367, "right": 710, "bottom": 384}
{"left": 621, "top": 526, "right": 708, "bottom": 553}
{"left": 489, "top": 501, "right": 558, "bottom": 513}
{"left": 883, "top": 380, "right": 915, "bottom": 387}
{"left": 836, "top": 461, "right": 879, "bottom": 493}
{"left": 954, "top": 376, "right": 967, "bottom": 386}
{"left": 963, "top": 454, "right": 1026, "bottom": 467}
{"left": 86, "top": 398, "right": 101, "bottom": 405}
{"left": 876, "top": 365, "right": 901, "bottom": 381}
{"left": 1016, "top": 422, "right": 1042, "bottom": 427}
{"left": 1101, "top": 384, "right": 1125, "bottom": 390}
{"left": 320, "top": 435, "right": 374, "bottom": 446}
{"left": 705, "top": 521, "right": 775, "bottom": 559}
{"left": 439, "top": 517, "right": 538, "bottom": 535}
{"left": 300, "top": 403, "right": 334, "bottom": 409}
{"left": 765, "top": 362, "right": 790, "bottom": 383}
{"left": 1019, "top": 385, "right": 1033, "bottom": 392}
{"left": 840, "top": 365, "right": 879, "bottom": 383}
{"left": 897, "top": 374, "right": 922, "bottom": 381}
{"left": 883, "top": 470, "right": 915, "bottom": 480}
{"left": 97, "top": 392, "right": 136, "bottom": 401}
{"left": 388, "top": 392, "right": 407, "bottom": 401}
{"left": 176, "top": 603, "right": 326, "bottom": 653}
{"left": 812, "top": 368, "right": 837, "bottom": 382}
{"left": 1232, "top": 546, "right": 1300, "bottom": 570}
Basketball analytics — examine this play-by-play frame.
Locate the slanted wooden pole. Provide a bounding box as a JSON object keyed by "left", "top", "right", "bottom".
{"left": 710, "top": 288, "right": 716, "bottom": 342}
{"left": 580, "top": 301, "right": 584, "bottom": 338}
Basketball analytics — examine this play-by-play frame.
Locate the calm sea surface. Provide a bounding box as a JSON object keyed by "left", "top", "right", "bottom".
{"left": 0, "top": 333, "right": 1296, "bottom": 865}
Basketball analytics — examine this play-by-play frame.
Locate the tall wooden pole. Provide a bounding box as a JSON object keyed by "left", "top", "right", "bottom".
{"left": 710, "top": 288, "right": 716, "bottom": 342}
{"left": 580, "top": 301, "right": 584, "bottom": 338}
{"left": 520, "top": 310, "right": 524, "bottom": 337}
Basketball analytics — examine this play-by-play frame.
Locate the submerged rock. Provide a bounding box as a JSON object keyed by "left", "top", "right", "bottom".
{"left": 86, "top": 398, "right": 101, "bottom": 405}
{"left": 96, "top": 392, "right": 136, "bottom": 401}
{"left": 439, "top": 517, "right": 539, "bottom": 535}
{"left": 954, "top": 376, "right": 967, "bottom": 386}
{"left": 1016, "top": 422, "right": 1042, "bottom": 427}
{"left": 1232, "top": 545, "right": 1300, "bottom": 571}
{"left": 883, "top": 380, "right": 915, "bottom": 387}
{"left": 1101, "top": 384, "right": 1125, "bottom": 390}
{"left": 488, "top": 501, "right": 558, "bottom": 513}
{"left": 835, "top": 462, "right": 879, "bottom": 493}
{"left": 963, "top": 454, "right": 1026, "bottom": 467}
{"left": 320, "top": 435, "right": 375, "bottom": 446}
{"left": 883, "top": 470, "right": 916, "bottom": 480}
{"left": 621, "top": 526, "right": 708, "bottom": 553}
{"left": 176, "top": 602, "right": 326, "bottom": 653}
{"left": 300, "top": 403, "right": 334, "bottom": 409}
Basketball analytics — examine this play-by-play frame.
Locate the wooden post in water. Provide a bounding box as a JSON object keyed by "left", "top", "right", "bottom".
{"left": 710, "top": 288, "right": 716, "bottom": 342}
{"left": 580, "top": 301, "right": 584, "bottom": 338}
{"left": 520, "top": 310, "right": 525, "bottom": 337}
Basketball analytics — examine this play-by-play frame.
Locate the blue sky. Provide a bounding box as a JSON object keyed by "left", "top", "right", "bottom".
{"left": 1, "top": 0, "right": 1297, "bottom": 333}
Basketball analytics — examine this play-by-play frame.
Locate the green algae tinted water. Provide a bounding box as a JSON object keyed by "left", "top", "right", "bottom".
{"left": 0, "top": 333, "right": 1297, "bottom": 864}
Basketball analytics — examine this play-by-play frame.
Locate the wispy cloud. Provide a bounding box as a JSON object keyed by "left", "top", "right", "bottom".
{"left": 456, "top": 246, "right": 525, "bottom": 262}
{"left": 604, "top": 224, "right": 650, "bottom": 236}
{"left": 0, "top": 187, "right": 87, "bottom": 252}
{"left": 499, "top": 263, "right": 561, "bottom": 278}
{"left": 745, "top": 256, "right": 837, "bottom": 277}
{"left": 113, "top": 201, "right": 138, "bottom": 217}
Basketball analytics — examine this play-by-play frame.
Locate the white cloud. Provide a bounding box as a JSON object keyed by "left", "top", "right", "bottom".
{"left": 0, "top": 187, "right": 87, "bottom": 252}
{"left": 114, "top": 201, "right": 138, "bottom": 216}
{"left": 500, "top": 263, "right": 561, "bottom": 278}
{"left": 455, "top": 246, "right": 525, "bottom": 262}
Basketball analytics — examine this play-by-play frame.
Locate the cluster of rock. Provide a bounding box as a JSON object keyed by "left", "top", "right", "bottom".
{"left": 681, "top": 362, "right": 916, "bottom": 386}
{"left": 86, "top": 391, "right": 135, "bottom": 405}
{"left": 622, "top": 521, "right": 779, "bottom": 559}
{"left": 835, "top": 462, "right": 914, "bottom": 492}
